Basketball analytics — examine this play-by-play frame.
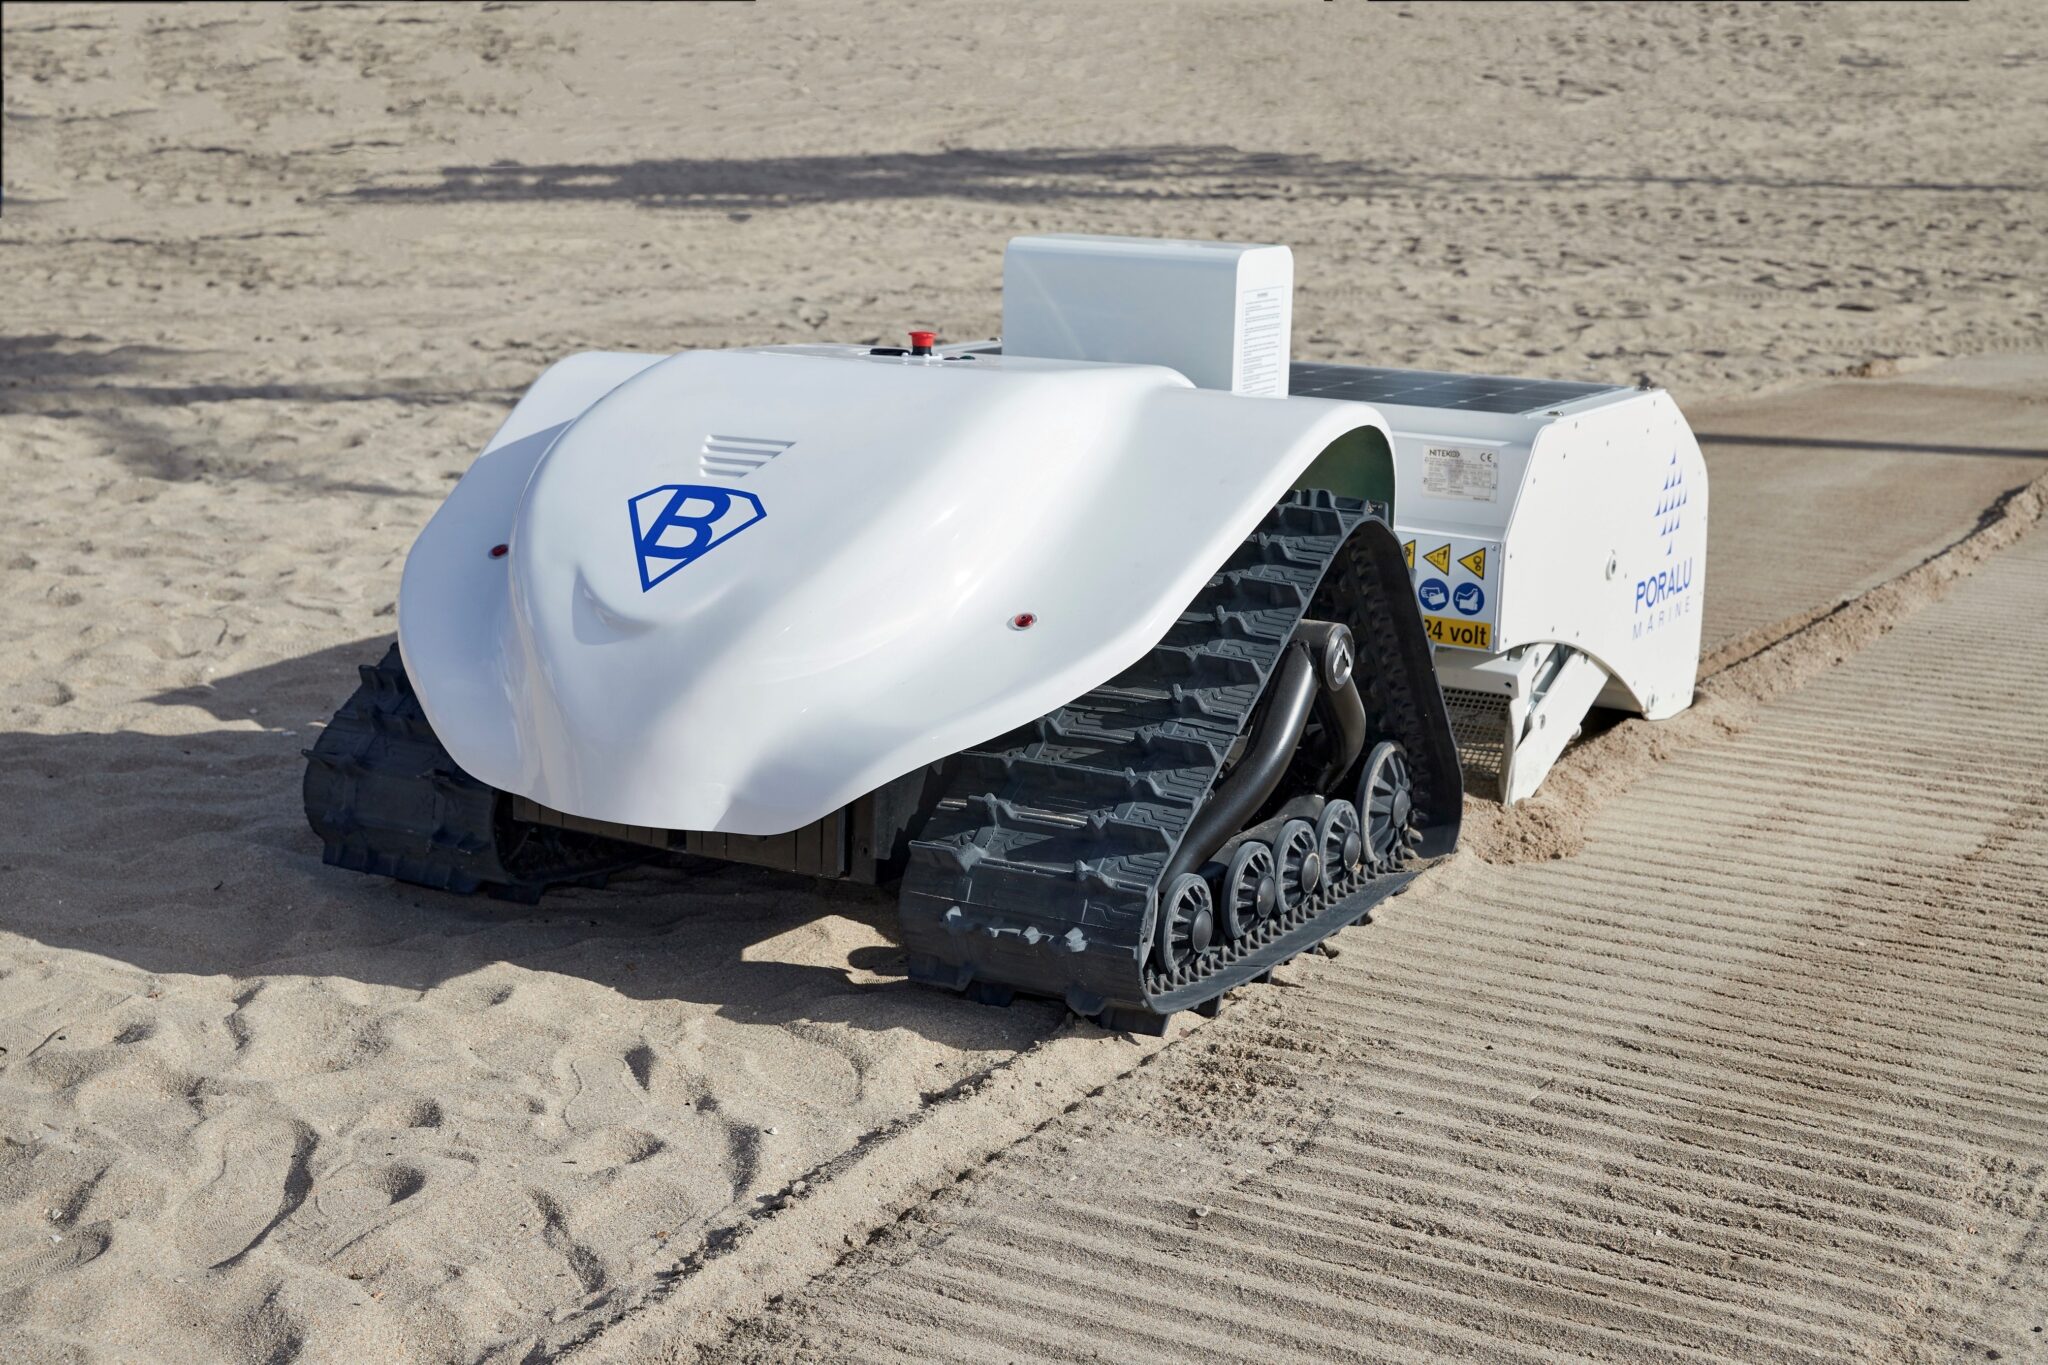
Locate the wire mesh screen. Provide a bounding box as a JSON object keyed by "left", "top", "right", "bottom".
{"left": 1442, "top": 687, "right": 1512, "bottom": 800}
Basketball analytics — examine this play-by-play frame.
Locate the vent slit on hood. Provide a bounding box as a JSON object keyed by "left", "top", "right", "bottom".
{"left": 699, "top": 435, "right": 794, "bottom": 480}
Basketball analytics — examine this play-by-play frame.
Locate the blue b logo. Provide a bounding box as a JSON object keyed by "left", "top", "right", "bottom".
{"left": 628, "top": 484, "right": 765, "bottom": 591}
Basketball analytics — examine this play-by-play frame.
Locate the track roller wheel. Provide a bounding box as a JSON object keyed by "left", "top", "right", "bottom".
{"left": 1274, "top": 819, "right": 1321, "bottom": 911}
{"left": 1220, "top": 841, "right": 1276, "bottom": 940}
{"left": 1155, "top": 872, "right": 1215, "bottom": 976}
{"left": 1316, "top": 799, "right": 1364, "bottom": 881}
{"left": 1359, "top": 741, "right": 1415, "bottom": 870}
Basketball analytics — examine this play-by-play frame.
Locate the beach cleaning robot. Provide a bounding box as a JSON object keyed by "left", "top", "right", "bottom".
{"left": 305, "top": 234, "right": 1707, "bottom": 1029}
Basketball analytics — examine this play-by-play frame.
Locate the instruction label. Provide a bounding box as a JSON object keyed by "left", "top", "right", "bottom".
{"left": 1423, "top": 615, "right": 1492, "bottom": 651}
{"left": 1422, "top": 445, "right": 1499, "bottom": 503}
{"left": 1236, "top": 287, "right": 1286, "bottom": 396}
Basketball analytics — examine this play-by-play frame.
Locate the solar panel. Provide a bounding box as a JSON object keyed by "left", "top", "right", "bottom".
{"left": 1288, "top": 362, "right": 1626, "bottom": 415}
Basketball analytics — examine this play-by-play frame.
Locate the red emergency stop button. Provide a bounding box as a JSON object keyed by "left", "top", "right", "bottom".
{"left": 908, "top": 330, "right": 936, "bottom": 356}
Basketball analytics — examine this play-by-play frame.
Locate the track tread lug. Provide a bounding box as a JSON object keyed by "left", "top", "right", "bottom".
{"left": 899, "top": 492, "right": 1462, "bottom": 1032}
{"left": 303, "top": 643, "right": 647, "bottom": 900}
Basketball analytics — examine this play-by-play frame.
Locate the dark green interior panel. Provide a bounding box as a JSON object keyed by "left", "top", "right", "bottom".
{"left": 1293, "top": 425, "right": 1396, "bottom": 508}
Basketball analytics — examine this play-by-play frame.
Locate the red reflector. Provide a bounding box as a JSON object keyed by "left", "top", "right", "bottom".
{"left": 1010, "top": 612, "right": 1036, "bottom": 630}
{"left": 489, "top": 544, "right": 508, "bottom": 559}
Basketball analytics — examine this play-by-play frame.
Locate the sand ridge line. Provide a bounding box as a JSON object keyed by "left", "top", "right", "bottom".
{"left": 574, "top": 989, "right": 1340, "bottom": 1365}
{"left": 551, "top": 934, "right": 1395, "bottom": 1363}
{"left": 1466, "top": 465, "right": 2048, "bottom": 865}
{"left": 536, "top": 1014, "right": 1182, "bottom": 1362}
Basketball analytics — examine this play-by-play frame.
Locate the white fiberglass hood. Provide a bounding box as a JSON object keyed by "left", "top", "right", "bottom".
{"left": 397, "top": 345, "right": 1387, "bottom": 834}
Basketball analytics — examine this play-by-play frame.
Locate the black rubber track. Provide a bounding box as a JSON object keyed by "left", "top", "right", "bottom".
{"left": 897, "top": 492, "right": 1462, "bottom": 1031}
{"left": 303, "top": 645, "right": 647, "bottom": 901}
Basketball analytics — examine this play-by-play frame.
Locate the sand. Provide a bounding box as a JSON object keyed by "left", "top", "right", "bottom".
{"left": 2, "top": 2, "right": 2045, "bottom": 1362}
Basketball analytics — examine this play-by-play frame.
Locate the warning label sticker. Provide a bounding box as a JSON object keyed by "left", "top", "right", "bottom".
{"left": 1408, "top": 533, "right": 1500, "bottom": 652}
{"left": 1421, "top": 445, "right": 1499, "bottom": 503}
{"left": 1422, "top": 615, "right": 1492, "bottom": 651}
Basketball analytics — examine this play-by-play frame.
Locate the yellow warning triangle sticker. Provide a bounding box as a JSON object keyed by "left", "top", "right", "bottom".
{"left": 1402, "top": 540, "right": 1415, "bottom": 571}
{"left": 1423, "top": 543, "right": 1452, "bottom": 575}
{"left": 1458, "top": 546, "right": 1487, "bottom": 580}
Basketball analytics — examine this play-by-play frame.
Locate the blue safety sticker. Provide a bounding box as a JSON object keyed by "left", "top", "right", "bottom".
{"left": 1418, "top": 577, "right": 1450, "bottom": 612}
{"left": 1453, "top": 582, "right": 1485, "bottom": 616}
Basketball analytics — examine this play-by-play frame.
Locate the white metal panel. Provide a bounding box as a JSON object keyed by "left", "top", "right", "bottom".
{"left": 1359, "top": 378, "right": 1707, "bottom": 803}
{"left": 1003, "top": 235, "right": 1293, "bottom": 396}
{"left": 1501, "top": 648, "right": 1610, "bottom": 804}
{"left": 1498, "top": 390, "right": 1706, "bottom": 718}
{"left": 1374, "top": 387, "right": 1706, "bottom": 718}
{"left": 398, "top": 345, "right": 1390, "bottom": 835}
{"left": 1380, "top": 407, "right": 1534, "bottom": 658}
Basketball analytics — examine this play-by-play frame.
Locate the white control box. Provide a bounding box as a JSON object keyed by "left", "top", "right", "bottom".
{"left": 1002, "top": 234, "right": 1293, "bottom": 396}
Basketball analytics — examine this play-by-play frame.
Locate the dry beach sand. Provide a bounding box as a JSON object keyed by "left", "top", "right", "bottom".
{"left": 2, "top": 2, "right": 2046, "bottom": 1361}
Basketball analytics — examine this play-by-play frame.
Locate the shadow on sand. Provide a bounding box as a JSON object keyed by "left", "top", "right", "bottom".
{"left": 0, "top": 331, "right": 510, "bottom": 500}
{"left": 0, "top": 637, "right": 1058, "bottom": 1051}
{"left": 1696, "top": 431, "right": 2048, "bottom": 461}
{"left": 340, "top": 144, "right": 2046, "bottom": 211}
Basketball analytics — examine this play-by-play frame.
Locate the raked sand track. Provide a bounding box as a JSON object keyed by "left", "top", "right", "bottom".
{"left": 3, "top": 3, "right": 2045, "bottom": 1363}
